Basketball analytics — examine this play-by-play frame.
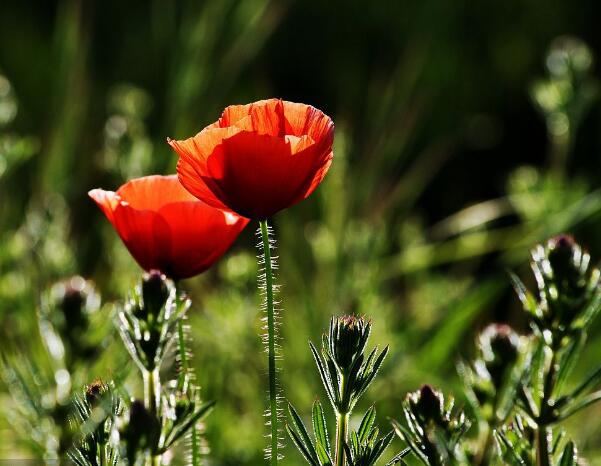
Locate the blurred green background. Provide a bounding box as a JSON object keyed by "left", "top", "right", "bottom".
{"left": 2, "top": 0, "right": 601, "bottom": 464}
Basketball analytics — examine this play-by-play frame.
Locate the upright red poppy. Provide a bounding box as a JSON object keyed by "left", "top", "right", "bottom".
{"left": 89, "top": 175, "right": 249, "bottom": 279}
{"left": 168, "top": 98, "right": 334, "bottom": 219}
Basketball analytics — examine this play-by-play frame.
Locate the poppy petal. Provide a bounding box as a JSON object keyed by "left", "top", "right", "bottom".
{"left": 176, "top": 156, "right": 231, "bottom": 212}
{"left": 88, "top": 189, "right": 120, "bottom": 224}
{"left": 113, "top": 203, "right": 172, "bottom": 273}
{"left": 202, "top": 132, "right": 320, "bottom": 218}
{"left": 169, "top": 99, "right": 334, "bottom": 219}
{"left": 90, "top": 175, "right": 248, "bottom": 279}
{"left": 249, "top": 99, "right": 286, "bottom": 137}
{"left": 116, "top": 174, "right": 195, "bottom": 210}
{"left": 158, "top": 202, "right": 249, "bottom": 277}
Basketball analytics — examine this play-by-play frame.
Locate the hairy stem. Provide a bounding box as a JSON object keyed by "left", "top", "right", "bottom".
{"left": 260, "top": 219, "right": 279, "bottom": 465}
{"left": 335, "top": 411, "right": 349, "bottom": 466}
{"left": 144, "top": 367, "right": 162, "bottom": 466}
{"left": 191, "top": 423, "right": 202, "bottom": 466}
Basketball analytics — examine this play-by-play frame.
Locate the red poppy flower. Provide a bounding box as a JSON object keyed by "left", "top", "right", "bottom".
{"left": 168, "top": 98, "right": 334, "bottom": 219}
{"left": 89, "top": 175, "right": 249, "bottom": 279}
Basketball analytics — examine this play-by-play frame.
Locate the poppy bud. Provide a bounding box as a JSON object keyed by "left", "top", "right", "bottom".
{"left": 47, "top": 276, "right": 100, "bottom": 330}
{"left": 478, "top": 324, "right": 521, "bottom": 388}
{"left": 532, "top": 235, "right": 595, "bottom": 331}
{"left": 140, "top": 270, "right": 171, "bottom": 320}
{"left": 407, "top": 385, "right": 444, "bottom": 426}
{"left": 41, "top": 277, "right": 100, "bottom": 365}
{"left": 85, "top": 379, "right": 109, "bottom": 409}
{"left": 328, "top": 315, "right": 371, "bottom": 371}
{"left": 546, "top": 236, "right": 586, "bottom": 302}
{"left": 399, "top": 385, "right": 469, "bottom": 464}
{"left": 174, "top": 396, "right": 195, "bottom": 421}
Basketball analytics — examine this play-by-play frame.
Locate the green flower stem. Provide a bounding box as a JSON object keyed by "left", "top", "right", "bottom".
{"left": 477, "top": 427, "right": 494, "bottom": 466}
{"left": 144, "top": 367, "right": 161, "bottom": 417}
{"left": 335, "top": 411, "right": 349, "bottom": 466}
{"left": 537, "top": 344, "right": 558, "bottom": 466}
{"left": 335, "top": 375, "right": 349, "bottom": 466}
{"left": 98, "top": 442, "right": 106, "bottom": 466}
{"left": 536, "top": 427, "right": 551, "bottom": 466}
{"left": 260, "top": 219, "right": 279, "bottom": 465}
{"left": 144, "top": 367, "right": 162, "bottom": 466}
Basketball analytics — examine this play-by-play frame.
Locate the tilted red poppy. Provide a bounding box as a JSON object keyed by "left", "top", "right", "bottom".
{"left": 89, "top": 175, "right": 249, "bottom": 279}
{"left": 168, "top": 98, "right": 334, "bottom": 219}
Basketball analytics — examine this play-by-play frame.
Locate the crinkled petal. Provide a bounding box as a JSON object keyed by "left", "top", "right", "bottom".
{"left": 115, "top": 175, "right": 195, "bottom": 210}
{"left": 168, "top": 99, "right": 335, "bottom": 218}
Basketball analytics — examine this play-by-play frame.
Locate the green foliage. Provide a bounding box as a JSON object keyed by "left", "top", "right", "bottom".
{"left": 460, "top": 324, "right": 523, "bottom": 427}
{"left": 495, "top": 416, "right": 579, "bottom": 466}
{"left": 342, "top": 407, "right": 398, "bottom": 466}
{"left": 391, "top": 386, "right": 470, "bottom": 465}
{"left": 3, "top": 2, "right": 601, "bottom": 464}
{"left": 288, "top": 317, "right": 400, "bottom": 466}
{"left": 69, "top": 380, "right": 122, "bottom": 466}
{"left": 310, "top": 316, "right": 388, "bottom": 415}
{"left": 114, "top": 272, "right": 214, "bottom": 465}
{"left": 117, "top": 271, "right": 190, "bottom": 372}
{"left": 0, "top": 275, "right": 115, "bottom": 460}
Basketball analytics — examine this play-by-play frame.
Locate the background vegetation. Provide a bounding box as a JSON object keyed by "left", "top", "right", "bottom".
{"left": 2, "top": 0, "right": 601, "bottom": 464}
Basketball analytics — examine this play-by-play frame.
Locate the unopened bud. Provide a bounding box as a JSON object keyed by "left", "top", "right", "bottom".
{"left": 534, "top": 235, "right": 594, "bottom": 329}
{"left": 479, "top": 324, "right": 521, "bottom": 387}
{"left": 407, "top": 385, "right": 444, "bottom": 425}
{"left": 49, "top": 276, "right": 100, "bottom": 329}
{"left": 139, "top": 270, "right": 171, "bottom": 320}
{"left": 85, "top": 379, "right": 109, "bottom": 409}
{"left": 329, "top": 315, "right": 371, "bottom": 371}
{"left": 547, "top": 235, "right": 579, "bottom": 286}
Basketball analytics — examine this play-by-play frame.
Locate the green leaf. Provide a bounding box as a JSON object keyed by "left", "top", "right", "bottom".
{"left": 287, "top": 424, "right": 320, "bottom": 466}
{"left": 567, "top": 363, "right": 601, "bottom": 402}
{"left": 316, "top": 442, "right": 333, "bottom": 466}
{"left": 558, "top": 390, "right": 601, "bottom": 421}
{"left": 553, "top": 333, "right": 585, "bottom": 398}
{"left": 509, "top": 271, "right": 540, "bottom": 318}
{"left": 371, "top": 430, "right": 395, "bottom": 464}
{"left": 386, "top": 447, "right": 411, "bottom": 465}
{"left": 288, "top": 402, "right": 319, "bottom": 465}
{"left": 391, "top": 419, "right": 430, "bottom": 465}
{"left": 312, "top": 400, "right": 331, "bottom": 463}
{"left": 528, "top": 337, "right": 547, "bottom": 409}
{"left": 494, "top": 430, "right": 528, "bottom": 466}
{"left": 559, "top": 441, "right": 577, "bottom": 466}
{"left": 357, "top": 406, "right": 376, "bottom": 444}
{"left": 356, "top": 346, "right": 389, "bottom": 400}
{"left": 580, "top": 286, "right": 601, "bottom": 328}
{"left": 177, "top": 318, "right": 191, "bottom": 391}
{"left": 165, "top": 401, "right": 216, "bottom": 449}
{"left": 310, "top": 342, "right": 337, "bottom": 409}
